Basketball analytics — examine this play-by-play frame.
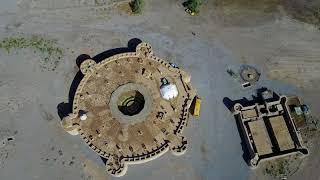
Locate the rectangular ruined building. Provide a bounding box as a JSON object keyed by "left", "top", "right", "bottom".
{"left": 232, "top": 89, "right": 308, "bottom": 168}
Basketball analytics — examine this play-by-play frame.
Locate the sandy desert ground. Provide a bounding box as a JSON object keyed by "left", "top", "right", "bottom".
{"left": 0, "top": 0, "right": 319, "bottom": 179}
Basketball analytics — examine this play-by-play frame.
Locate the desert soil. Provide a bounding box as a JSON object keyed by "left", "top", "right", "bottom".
{"left": 0, "top": 0, "right": 319, "bottom": 179}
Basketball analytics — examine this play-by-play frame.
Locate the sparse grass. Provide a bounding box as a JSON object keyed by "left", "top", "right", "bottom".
{"left": 0, "top": 35, "right": 63, "bottom": 71}
{"left": 263, "top": 155, "right": 303, "bottom": 179}
{"left": 129, "top": 0, "right": 144, "bottom": 14}
{"left": 212, "top": 0, "right": 280, "bottom": 26}
{"left": 214, "top": 0, "right": 280, "bottom": 12}
{"left": 264, "top": 160, "right": 287, "bottom": 179}
{"left": 283, "top": 1, "right": 320, "bottom": 26}
{"left": 117, "top": 2, "right": 133, "bottom": 15}
{"left": 305, "top": 115, "right": 320, "bottom": 130}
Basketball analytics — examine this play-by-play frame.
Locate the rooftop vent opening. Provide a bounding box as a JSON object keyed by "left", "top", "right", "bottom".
{"left": 117, "top": 90, "right": 145, "bottom": 116}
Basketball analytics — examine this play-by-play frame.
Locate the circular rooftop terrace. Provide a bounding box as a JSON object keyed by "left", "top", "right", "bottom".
{"left": 61, "top": 43, "right": 196, "bottom": 177}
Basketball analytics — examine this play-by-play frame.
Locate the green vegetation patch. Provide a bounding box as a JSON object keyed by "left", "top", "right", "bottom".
{"left": 129, "top": 0, "right": 144, "bottom": 14}
{"left": 184, "top": 0, "right": 202, "bottom": 13}
{"left": 0, "top": 35, "right": 63, "bottom": 71}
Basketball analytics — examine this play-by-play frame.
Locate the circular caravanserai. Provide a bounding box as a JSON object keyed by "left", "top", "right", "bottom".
{"left": 61, "top": 43, "right": 197, "bottom": 177}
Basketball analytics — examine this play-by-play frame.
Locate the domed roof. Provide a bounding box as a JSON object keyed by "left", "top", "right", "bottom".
{"left": 160, "top": 84, "right": 179, "bottom": 100}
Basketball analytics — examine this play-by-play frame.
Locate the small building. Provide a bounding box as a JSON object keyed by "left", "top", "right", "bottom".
{"left": 232, "top": 89, "right": 308, "bottom": 168}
